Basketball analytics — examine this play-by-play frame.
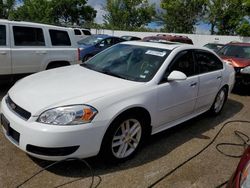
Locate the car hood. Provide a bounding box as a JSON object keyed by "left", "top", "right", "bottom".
{"left": 221, "top": 56, "right": 250, "bottom": 67}
{"left": 8, "top": 65, "right": 142, "bottom": 115}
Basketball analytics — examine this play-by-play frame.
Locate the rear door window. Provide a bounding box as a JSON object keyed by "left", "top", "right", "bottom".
{"left": 74, "top": 29, "right": 81, "bottom": 35}
{"left": 0, "top": 25, "right": 6, "bottom": 46}
{"left": 13, "top": 26, "right": 45, "bottom": 46}
{"left": 82, "top": 30, "right": 91, "bottom": 35}
{"left": 195, "top": 51, "right": 223, "bottom": 74}
{"left": 49, "top": 29, "right": 71, "bottom": 46}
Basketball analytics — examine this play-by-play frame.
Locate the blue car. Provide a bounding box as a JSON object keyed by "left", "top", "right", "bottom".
{"left": 78, "top": 34, "right": 125, "bottom": 61}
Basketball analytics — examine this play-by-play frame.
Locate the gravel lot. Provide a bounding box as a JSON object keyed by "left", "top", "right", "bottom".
{"left": 0, "top": 83, "right": 250, "bottom": 188}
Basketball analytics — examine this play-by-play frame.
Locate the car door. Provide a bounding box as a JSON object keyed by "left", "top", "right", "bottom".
{"left": 156, "top": 50, "right": 199, "bottom": 126}
{"left": 194, "top": 50, "right": 223, "bottom": 112}
{"left": 0, "top": 23, "right": 11, "bottom": 75}
{"left": 10, "top": 24, "right": 47, "bottom": 74}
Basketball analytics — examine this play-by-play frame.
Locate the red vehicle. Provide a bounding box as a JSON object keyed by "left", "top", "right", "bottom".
{"left": 227, "top": 146, "right": 250, "bottom": 188}
{"left": 142, "top": 34, "right": 193, "bottom": 44}
{"left": 217, "top": 43, "right": 250, "bottom": 87}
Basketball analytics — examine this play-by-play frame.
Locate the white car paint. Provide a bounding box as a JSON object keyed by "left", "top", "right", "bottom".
{"left": 0, "top": 19, "right": 79, "bottom": 77}
{"left": 0, "top": 41, "right": 235, "bottom": 160}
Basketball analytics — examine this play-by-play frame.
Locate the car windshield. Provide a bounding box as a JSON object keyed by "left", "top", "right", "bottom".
{"left": 218, "top": 45, "right": 250, "bottom": 59}
{"left": 78, "top": 35, "right": 104, "bottom": 45}
{"left": 81, "top": 44, "right": 170, "bottom": 82}
{"left": 204, "top": 44, "right": 223, "bottom": 50}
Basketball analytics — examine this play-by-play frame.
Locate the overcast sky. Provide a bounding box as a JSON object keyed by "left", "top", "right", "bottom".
{"left": 87, "top": 0, "right": 160, "bottom": 24}
{"left": 87, "top": 0, "right": 210, "bottom": 34}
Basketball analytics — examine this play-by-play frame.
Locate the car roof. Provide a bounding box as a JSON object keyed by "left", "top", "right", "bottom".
{"left": 122, "top": 41, "right": 188, "bottom": 50}
{"left": 93, "top": 34, "right": 120, "bottom": 39}
{"left": 0, "top": 19, "right": 70, "bottom": 30}
{"left": 226, "top": 42, "right": 250, "bottom": 46}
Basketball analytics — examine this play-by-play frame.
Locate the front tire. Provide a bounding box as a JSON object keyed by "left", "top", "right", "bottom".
{"left": 100, "top": 113, "right": 147, "bottom": 163}
{"left": 210, "top": 87, "right": 227, "bottom": 115}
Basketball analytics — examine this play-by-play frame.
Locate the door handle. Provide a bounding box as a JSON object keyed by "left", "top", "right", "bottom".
{"left": 217, "top": 76, "right": 222, "bottom": 79}
{"left": 35, "top": 51, "right": 47, "bottom": 54}
{"left": 190, "top": 82, "right": 197, "bottom": 87}
{"left": 0, "top": 51, "right": 7, "bottom": 55}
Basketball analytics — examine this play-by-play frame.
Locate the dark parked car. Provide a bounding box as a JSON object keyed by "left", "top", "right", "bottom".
{"left": 203, "top": 43, "right": 225, "bottom": 52}
{"left": 217, "top": 42, "right": 250, "bottom": 87}
{"left": 227, "top": 146, "right": 250, "bottom": 188}
{"left": 143, "top": 34, "right": 193, "bottom": 44}
{"left": 121, "top": 35, "right": 141, "bottom": 41}
{"left": 78, "top": 34, "right": 125, "bottom": 61}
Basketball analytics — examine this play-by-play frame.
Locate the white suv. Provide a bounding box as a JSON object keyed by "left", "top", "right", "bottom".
{"left": 0, "top": 19, "right": 80, "bottom": 83}
{"left": 73, "top": 28, "right": 91, "bottom": 41}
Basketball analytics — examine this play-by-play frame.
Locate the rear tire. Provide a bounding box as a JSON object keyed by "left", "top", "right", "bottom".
{"left": 100, "top": 112, "right": 147, "bottom": 163}
{"left": 83, "top": 55, "right": 93, "bottom": 62}
{"left": 209, "top": 87, "right": 227, "bottom": 115}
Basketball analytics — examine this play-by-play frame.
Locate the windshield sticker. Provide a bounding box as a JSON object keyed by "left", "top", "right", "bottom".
{"left": 145, "top": 50, "right": 166, "bottom": 57}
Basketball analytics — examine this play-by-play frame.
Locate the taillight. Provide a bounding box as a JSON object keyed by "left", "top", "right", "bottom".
{"left": 240, "top": 161, "right": 250, "bottom": 188}
{"left": 77, "top": 48, "right": 80, "bottom": 61}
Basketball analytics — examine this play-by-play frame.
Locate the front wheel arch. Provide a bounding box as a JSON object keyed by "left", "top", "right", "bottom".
{"left": 99, "top": 107, "right": 151, "bottom": 162}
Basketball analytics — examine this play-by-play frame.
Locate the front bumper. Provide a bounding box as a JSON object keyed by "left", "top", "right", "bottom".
{"left": 0, "top": 96, "right": 107, "bottom": 161}
{"left": 234, "top": 68, "right": 250, "bottom": 86}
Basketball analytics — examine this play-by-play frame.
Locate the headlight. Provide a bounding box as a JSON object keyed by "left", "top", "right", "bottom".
{"left": 241, "top": 66, "right": 250, "bottom": 74}
{"left": 37, "top": 105, "right": 98, "bottom": 125}
{"left": 240, "top": 161, "right": 250, "bottom": 188}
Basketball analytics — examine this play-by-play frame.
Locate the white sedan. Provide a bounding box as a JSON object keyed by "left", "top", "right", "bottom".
{"left": 0, "top": 41, "right": 235, "bottom": 162}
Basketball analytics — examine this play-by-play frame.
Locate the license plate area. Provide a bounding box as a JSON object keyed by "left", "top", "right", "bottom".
{"left": 0, "top": 114, "right": 20, "bottom": 144}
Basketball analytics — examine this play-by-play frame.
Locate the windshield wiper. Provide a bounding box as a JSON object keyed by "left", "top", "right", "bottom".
{"left": 99, "top": 70, "right": 128, "bottom": 80}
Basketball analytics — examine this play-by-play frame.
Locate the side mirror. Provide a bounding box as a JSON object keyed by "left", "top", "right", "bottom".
{"left": 168, "top": 70, "right": 187, "bottom": 81}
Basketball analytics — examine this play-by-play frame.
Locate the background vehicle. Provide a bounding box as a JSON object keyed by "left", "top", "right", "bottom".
{"left": 0, "top": 19, "right": 79, "bottom": 83}
{"left": 143, "top": 34, "right": 193, "bottom": 44}
{"left": 226, "top": 146, "right": 250, "bottom": 188}
{"left": 78, "top": 34, "right": 126, "bottom": 61}
{"left": 217, "top": 42, "right": 250, "bottom": 87}
{"left": 203, "top": 43, "right": 225, "bottom": 52}
{"left": 73, "top": 28, "right": 91, "bottom": 41}
{"left": 0, "top": 42, "right": 235, "bottom": 162}
{"left": 121, "top": 35, "right": 141, "bottom": 41}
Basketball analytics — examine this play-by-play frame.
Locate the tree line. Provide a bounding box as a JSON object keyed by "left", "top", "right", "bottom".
{"left": 0, "top": 0, "right": 249, "bottom": 36}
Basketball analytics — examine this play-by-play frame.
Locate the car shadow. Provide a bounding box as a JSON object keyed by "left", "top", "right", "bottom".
{"left": 29, "top": 97, "right": 243, "bottom": 186}
{"left": 232, "top": 85, "right": 250, "bottom": 96}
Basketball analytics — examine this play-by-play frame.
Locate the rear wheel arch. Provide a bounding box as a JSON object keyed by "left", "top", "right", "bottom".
{"left": 210, "top": 85, "right": 229, "bottom": 115}
{"left": 46, "top": 61, "right": 70, "bottom": 70}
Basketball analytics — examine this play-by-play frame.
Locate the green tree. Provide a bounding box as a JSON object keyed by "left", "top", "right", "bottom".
{"left": 0, "top": 0, "right": 15, "bottom": 19}
{"left": 160, "top": 0, "right": 206, "bottom": 33}
{"left": 10, "top": 0, "right": 96, "bottom": 26}
{"left": 205, "top": 0, "right": 248, "bottom": 35}
{"left": 10, "top": 0, "right": 54, "bottom": 24}
{"left": 103, "top": 0, "right": 155, "bottom": 30}
{"left": 51, "top": 0, "right": 96, "bottom": 25}
{"left": 236, "top": 20, "right": 250, "bottom": 36}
